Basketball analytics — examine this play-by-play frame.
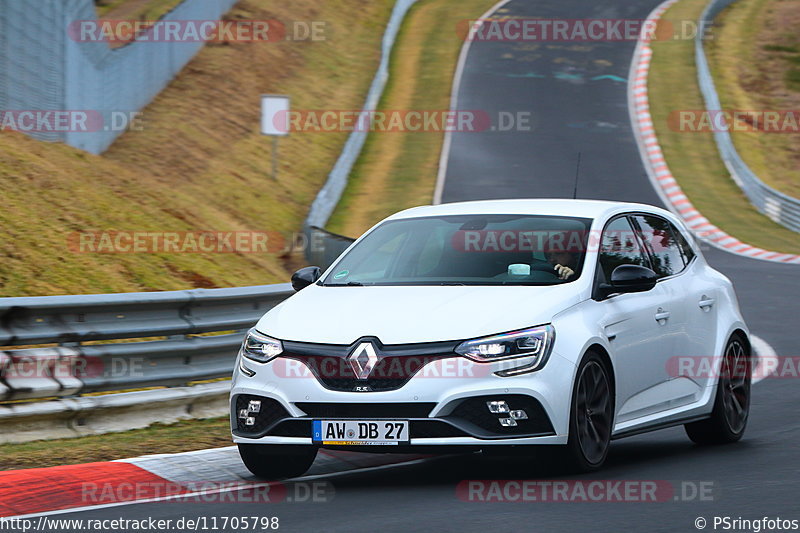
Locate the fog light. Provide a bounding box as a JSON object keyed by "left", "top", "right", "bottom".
{"left": 245, "top": 417, "right": 256, "bottom": 426}
{"left": 248, "top": 400, "right": 262, "bottom": 413}
{"left": 498, "top": 418, "right": 518, "bottom": 427}
{"left": 510, "top": 410, "right": 527, "bottom": 420}
{"left": 487, "top": 400, "right": 510, "bottom": 414}
{"left": 238, "top": 409, "right": 249, "bottom": 419}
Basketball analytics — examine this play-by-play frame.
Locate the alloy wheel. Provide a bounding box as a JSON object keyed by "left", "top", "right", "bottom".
{"left": 575, "top": 360, "right": 613, "bottom": 464}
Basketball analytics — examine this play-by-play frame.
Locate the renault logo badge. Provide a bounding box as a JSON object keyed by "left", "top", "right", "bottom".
{"left": 348, "top": 342, "right": 378, "bottom": 380}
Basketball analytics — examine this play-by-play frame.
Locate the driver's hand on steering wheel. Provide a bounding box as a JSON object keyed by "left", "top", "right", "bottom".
{"left": 554, "top": 264, "right": 575, "bottom": 280}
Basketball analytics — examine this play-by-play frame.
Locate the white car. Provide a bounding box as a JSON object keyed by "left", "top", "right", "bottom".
{"left": 231, "top": 199, "right": 752, "bottom": 477}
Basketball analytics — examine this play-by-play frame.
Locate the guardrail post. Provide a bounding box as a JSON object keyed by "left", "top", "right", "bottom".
{"left": 0, "top": 352, "right": 10, "bottom": 400}
{"left": 53, "top": 347, "right": 84, "bottom": 396}
{"left": 4, "top": 348, "right": 63, "bottom": 400}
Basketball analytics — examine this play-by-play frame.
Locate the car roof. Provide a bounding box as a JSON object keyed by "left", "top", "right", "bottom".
{"left": 386, "top": 199, "right": 671, "bottom": 222}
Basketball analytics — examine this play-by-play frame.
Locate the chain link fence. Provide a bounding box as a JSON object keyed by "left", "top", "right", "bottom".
{"left": 1, "top": 0, "right": 236, "bottom": 154}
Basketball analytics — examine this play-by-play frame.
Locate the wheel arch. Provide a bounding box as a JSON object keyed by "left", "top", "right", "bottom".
{"left": 730, "top": 328, "right": 750, "bottom": 354}
{"left": 585, "top": 343, "right": 616, "bottom": 401}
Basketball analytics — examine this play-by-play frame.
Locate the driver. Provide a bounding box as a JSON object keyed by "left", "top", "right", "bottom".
{"left": 544, "top": 235, "right": 579, "bottom": 280}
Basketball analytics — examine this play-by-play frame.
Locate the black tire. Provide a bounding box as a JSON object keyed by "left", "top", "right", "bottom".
{"left": 238, "top": 444, "right": 318, "bottom": 479}
{"left": 560, "top": 351, "right": 614, "bottom": 472}
{"left": 685, "top": 334, "right": 751, "bottom": 445}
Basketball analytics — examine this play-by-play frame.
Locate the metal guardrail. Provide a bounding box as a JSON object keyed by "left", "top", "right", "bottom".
{"left": 0, "top": 284, "right": 294, "bottom": 403}
{"left": 300, "top": 0, "right": 416, "bottom": 267}
{"left": 696, "top": 0, "right": 800, "bottom": 232}
{"left": 304, "top": 0, "right": 418, "bottom": 230}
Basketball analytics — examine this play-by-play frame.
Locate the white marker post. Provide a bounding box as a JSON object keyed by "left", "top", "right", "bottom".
{"left": 261, "top": 94, "right": 290, "bottom": 180}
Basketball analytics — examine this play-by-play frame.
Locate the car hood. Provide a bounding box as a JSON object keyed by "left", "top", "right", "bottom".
{"left": 256, "top": 284, "right": 584, "bottom": 345}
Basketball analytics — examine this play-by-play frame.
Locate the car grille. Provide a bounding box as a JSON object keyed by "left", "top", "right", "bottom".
{"left": 295, "top": 402, "right": 436, "bottom": 419}
{"left": 280, "top": 338, "right": 460, "bottom": 392}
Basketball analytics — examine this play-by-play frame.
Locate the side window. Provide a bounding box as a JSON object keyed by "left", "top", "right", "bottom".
{"left": 598, "top": 217, "right": 650, "bottom": 281}
{"left": 673, "top": 224, "right": 696, "bottom": 265}
{"left": 632, "top": 215, "right": 686, "bottom": 278}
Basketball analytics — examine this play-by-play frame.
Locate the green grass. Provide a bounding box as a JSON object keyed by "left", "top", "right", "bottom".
{"left": 787, "top": 68, "right": 800, "bottom": 90}
{"left": 0, "top": 0, "right": 397, "bottom": 296}
{"left": 648, "top": 0, "right": 800, "bottom": 254}
{"left": 326, "top": 0, "right": 498, "bottom": 237}
{"left": 763, "top": 44, "right": 799, "bottom": 53}
{"left": 0, "top": 418, "right": 232, "bottom": 471}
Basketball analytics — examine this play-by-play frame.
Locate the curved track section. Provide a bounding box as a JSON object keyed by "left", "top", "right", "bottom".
{"left": 46, "top": 0, "right": 798, "bottom": 531}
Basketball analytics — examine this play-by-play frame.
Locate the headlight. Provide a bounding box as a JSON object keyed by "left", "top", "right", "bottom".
{"left": 241, "top": 328, "right": 283, "bottom": 363}
{"left": 455, "top": 324, "right": 555, "bottom": 376}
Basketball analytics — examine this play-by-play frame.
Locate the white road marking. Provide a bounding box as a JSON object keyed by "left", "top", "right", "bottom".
{"left": 751, "top": 334, "right": 779, "bottom": 385}
{"left": 7, "top": 456, "right": 434, "bottom": 520}
{"left": 433, "top": 0, "right": 513, "bottom": 204}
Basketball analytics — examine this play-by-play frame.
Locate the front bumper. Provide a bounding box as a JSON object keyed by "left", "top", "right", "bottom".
{"left": 231, "top": 348, "right": 575, "bottom": 447}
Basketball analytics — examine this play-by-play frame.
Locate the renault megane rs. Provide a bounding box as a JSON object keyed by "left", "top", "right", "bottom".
{"left": 231, "top": 199, "right": 752, "bottom": 477}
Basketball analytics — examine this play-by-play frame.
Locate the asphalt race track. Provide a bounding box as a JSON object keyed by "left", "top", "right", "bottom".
{"left": 55, "top": 0, "right": 799, "bottom": 531}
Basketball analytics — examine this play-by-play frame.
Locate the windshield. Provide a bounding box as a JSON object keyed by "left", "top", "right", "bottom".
{"left": 321, "top": 214, "right": 592, "bottom": 286}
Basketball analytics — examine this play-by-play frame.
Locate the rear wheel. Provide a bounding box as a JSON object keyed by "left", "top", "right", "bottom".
{"left": 685, "top": 335, "right": 751, "bottom": 444}
{"left": 561, "top": 351, "right": 614, "bottom": 472}
{"left": 238, "top": 444, "right": 318, "bottom": 479}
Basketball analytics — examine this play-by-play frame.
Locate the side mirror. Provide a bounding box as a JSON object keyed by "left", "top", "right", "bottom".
{"left": 599, "top": 264, "right": 658, "bottom": 298}
{"left": 291, "top": 266, "right": 321, "bottom": 291}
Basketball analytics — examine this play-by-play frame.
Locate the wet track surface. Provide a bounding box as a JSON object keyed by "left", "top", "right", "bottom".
{"left": 58, "top": 0, "right": 799, "bottom": 531}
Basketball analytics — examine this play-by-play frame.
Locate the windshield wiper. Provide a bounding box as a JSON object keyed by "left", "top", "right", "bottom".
{"left": 324, "top": 281, "right": 365, "bottom": 286}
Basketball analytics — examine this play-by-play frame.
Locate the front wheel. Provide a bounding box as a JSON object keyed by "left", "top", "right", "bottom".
{"left": 560, "top": 351, "right": 614, "bottom": 472}
{"left": 685, "top": 334, "right": 751, "bottom": 445}
{"left": 238, "top": 444, "right": 318, "bottom": 479}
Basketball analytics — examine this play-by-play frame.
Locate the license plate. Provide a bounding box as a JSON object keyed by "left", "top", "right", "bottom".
{"left": 312, "top": 420, "right": 409, "bottom": 445}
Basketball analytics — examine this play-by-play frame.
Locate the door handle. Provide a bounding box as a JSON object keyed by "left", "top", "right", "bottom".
{"left": 699, "top": 296, "right": 715, "bottom": 310}
{"left": 654, "top": 308, "right": 670, "bottom": 322}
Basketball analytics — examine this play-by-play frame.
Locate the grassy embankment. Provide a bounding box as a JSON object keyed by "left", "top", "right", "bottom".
{"left": 648, "top": 0, "right": 800, "bottom": 253}
{"left": 707, "top": 0, "right": 800, "bottom": 198}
